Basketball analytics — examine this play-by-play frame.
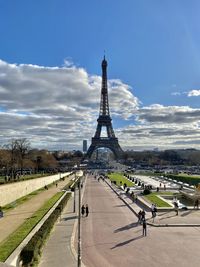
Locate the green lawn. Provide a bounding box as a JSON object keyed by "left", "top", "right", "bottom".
{"left": 165, "top": 173, "right": 200, "bottom": 186}
{"left": 177, "top": 173, "right": 200, "bottom": 179}
{"left": 108, "top": 173, "right": 134, "bottom": 187}
{"left": 0, "top": 192, "right": 64, "bottom": 262}
{"left": 144, "top": 192, "right": 173, "bottom": 207}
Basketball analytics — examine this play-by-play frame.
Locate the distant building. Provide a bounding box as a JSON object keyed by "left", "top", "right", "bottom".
{"left": 83, "top": 140, "right": 87, "bottom": 153}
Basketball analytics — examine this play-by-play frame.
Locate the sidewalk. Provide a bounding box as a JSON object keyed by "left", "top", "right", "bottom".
{"left": 105, "top": 179, "right": 200, "bottom": 227}
{"left": 38, "top": 196, "right": 77, "bottom": 267}
{"left": 38, "top": 175, "right": 89, "bottom": 267}
{"left": 0, "top": 175, "right": 73, "bottom": 243}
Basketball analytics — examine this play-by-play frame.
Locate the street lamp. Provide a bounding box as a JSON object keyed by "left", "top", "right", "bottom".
{"left": 76, "top": 170, "right": 83, "bottom": 267}
{"left": 78, "top": 176, "right": 81, "bottom": 267}
{"left": 73, "top": 172, "right": 76, "bottom": 213}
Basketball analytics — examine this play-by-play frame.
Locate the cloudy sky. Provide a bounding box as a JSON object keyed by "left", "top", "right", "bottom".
{"left": 1, "top": 0, "right": 200, "bottom": 151}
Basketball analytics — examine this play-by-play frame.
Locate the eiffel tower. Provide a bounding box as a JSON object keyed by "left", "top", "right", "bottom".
{"left": 86, "top": 57, "right": 123, "bottom": 159}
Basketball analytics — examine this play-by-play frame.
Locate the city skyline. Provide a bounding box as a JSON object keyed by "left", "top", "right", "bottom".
{"left": 1, "top": 1, "right": 200, "bottom": 151}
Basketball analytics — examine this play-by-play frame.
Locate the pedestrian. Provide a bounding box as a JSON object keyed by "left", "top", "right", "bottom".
{"left": 135, "top": 196, "right": 138, "bottom": 203}
{"left": 151, "top": 204, "right": 155, "bottom": 218}
{"left": 56, "top": 183, "right": 58, "bottom": 187}
{"left": 141, "top": 209, "right": 146, "bottom": 222}
{"left": 137, "top": 210, "right": 142, "bottom": 224}
{"left": 194, "top": 199, "right": 199, "bottom": 209}
{"left": 0, "top": 206, "right": 3, "bottom": 218}
{"left": 81, "top": 205, "right": 85, "bottom": 217}
{"left": 131, "top": 192, "right": 135, "bottom": 202}
{"left": 153, "top": 204, "right": 157, "bottom": 222}
{"left": 196, "top": 199, "right": 199, "bottom": 209}
{"left": 85, "top": 204, "right": 89, "bottom": 217}
{"left": 174, "top": 202, "right": 179, "bottom": 216}
{"left": 142, "top": 219, "right": 147, "bottom": 236}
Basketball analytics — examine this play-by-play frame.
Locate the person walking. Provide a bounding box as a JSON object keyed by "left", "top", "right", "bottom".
{"left": 174, "top": 202, "right": 179, "bottom": 216}
{"left": 151, "top": 204, "right": 155, "bottom": 218}
{"left": 142, "top": 220, "right": 147, "bottom": 236}
{"left": 85, "top": 204, "right": 89, "bottom": 217}
{"left": 138, "top": 210, "right": 142, "bottom": 224}
{"left": 194, "top": 199, "right": 199, "bottom": 209}
{"left": 81, "top": 205, "right": 85, "bottom": 217}
{"left": 141, "top": 209, "right": 146, "bottom": 222}
{"left": 0, "top": 206, "right": 3, "bottom": 218}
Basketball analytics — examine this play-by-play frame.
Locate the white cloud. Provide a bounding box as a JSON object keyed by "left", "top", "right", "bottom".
{"left": 2, "top": 58, "right": 200, "bottom": 151}
{"left": 188, "top": 89, "right": 200, "bottom": 97}
{"left": 117, "top": 104, "right": 200, "bottom": 150}
{"left": 135, "top": 104, "right": 200, "bottom": 124}
{"left": 0, "top": 59, "right": 139, "bottom": 150}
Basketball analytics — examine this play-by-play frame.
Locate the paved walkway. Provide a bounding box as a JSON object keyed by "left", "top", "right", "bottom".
{"left": 34, "top": 174, "right": 200, "bottom": 267}
{"left": 106, "top": 179, "right": 200, "bottom": 226}
{"left": 38, "top": 196, "right": 77, "bottom": 267}
{"left": 0, "top": 175, "right": 73, "bottom": 243}
{"left": 81, "top": 176, "right": 200, "bottom": 267}
{"left": 38, "top": 176, "right": 88, "bottom": 267}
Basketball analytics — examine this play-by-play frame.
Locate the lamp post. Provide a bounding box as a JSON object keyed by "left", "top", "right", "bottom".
{"left": 78, "top": 176, "right": 81, "bottom": 267}
{"left": 76, "top": 170, "right": 83, "bottom": 267}
{"left": 73, "top": 172, "right": 76, "bottom": 213}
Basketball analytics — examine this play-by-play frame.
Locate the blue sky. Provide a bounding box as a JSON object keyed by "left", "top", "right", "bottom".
{"left": 1, "top": 0, "right": 200, "bottom": 151}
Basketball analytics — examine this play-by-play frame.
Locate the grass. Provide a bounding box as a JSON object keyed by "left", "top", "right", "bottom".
{"left": 108, "top": 173, "right": 134, "bottom": 187}
{"left": 144, "top": 192, "right": 173, "bottom": 207}
{"left": 177, "top": 173, "right": 200, "bottom": 179}
{"left": 0, "top": 192, "right": 64, "bottom": 262}
{"left": 165, "top": 173, "right": 200, "bottom": 186}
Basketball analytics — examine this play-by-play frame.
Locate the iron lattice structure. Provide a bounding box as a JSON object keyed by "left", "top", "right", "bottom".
{"left": 86, "top": 57, "right": 123, "bottom": 159}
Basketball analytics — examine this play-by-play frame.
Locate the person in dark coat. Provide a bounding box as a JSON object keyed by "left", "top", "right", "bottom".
{"left": 85, "top": 204, "right": 89, "bottom": 217}
{"left": 141, "top": 209, "right": 146, "bottom": 221}
{"left": 0, "top": 206, "right": 3, "bottom": 218}
{"left": 142, "top": 220, "right": 147, "bottom": 236}
{"left": 138, "top": 210, "right": 142, "bottom": 224}
{"left": 81, "top": 205, "right": 85, "bottom": 216}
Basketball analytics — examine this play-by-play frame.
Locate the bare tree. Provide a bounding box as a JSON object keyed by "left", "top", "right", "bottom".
{"left": 4, "top": 140, "right": 18, "bottom": 179}
{"left": 15, "top": 138, "right": 31, "bottom": 175}
{"left": 0, "top": 147, "right": 10, "bottom": 176}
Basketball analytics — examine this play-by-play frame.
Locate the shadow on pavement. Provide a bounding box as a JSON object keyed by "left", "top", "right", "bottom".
{"left": 62, "top": 215, "right": 77, "bottom": 221}
{"left": 159, "top": 213, "right": 177, "bottom": 220}
{"left": 84, "top": 241, "right": 115, "bottom": 249}
{"left": 158, "top": 211, "right": 172, "bottom": 216}
{"left": 110, "top": 235, "right": 143, "bottom": 249}
{"left": 114, "top": 222, "right": 138, "bottom": 233}
{"left": 180, "top": 210, "right": 193, "bottom": 217}
{"left": 113, "top": 204, "right": 126, "bottom": 208}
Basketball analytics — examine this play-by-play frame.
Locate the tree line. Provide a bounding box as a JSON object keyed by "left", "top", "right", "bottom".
{"left": 123, "top": 148, "right": 200, "bottom": 166}
{"left": 0, "top": 138, "right": 84, "bottom": 180}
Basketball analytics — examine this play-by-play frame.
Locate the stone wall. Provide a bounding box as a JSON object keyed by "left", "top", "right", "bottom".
{"left": 0, "top": 172, "right": 71, "bottom": 206}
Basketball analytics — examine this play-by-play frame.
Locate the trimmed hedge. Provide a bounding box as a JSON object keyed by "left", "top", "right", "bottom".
{"left": 19, "top": 192, "right": 71, "bottom": 267}
{"left": 164, "top": 174, "right": 200, "bottom": 186}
